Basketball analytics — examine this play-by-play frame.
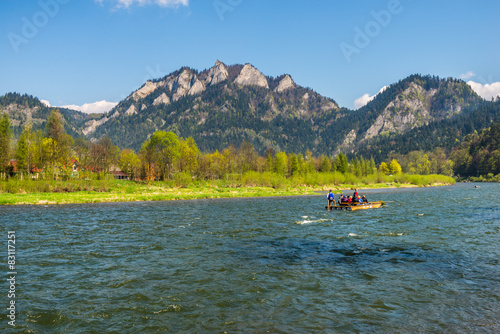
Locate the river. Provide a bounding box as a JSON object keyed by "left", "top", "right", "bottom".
{"left": 1, "top": 182, "right": 499, "bottom": 333}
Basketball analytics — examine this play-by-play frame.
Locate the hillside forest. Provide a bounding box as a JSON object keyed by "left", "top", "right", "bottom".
{"left": 1, "top": 109, "right": 499, "bottom": 183}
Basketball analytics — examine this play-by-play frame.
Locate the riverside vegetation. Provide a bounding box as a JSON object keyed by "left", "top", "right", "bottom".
{"left": 0, "top": 109, "right": 457, "bottom": 205}
{"left": 0, "top": 172, "right": 453, "bottom": 205}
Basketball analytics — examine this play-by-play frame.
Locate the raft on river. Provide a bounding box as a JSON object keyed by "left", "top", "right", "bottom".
{"left": 325, "top": 201, "right": 385, "bottom": 211}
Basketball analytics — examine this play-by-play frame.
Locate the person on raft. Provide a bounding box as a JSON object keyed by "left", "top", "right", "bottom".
{"left": 327, "top": 190, "right": 335, "bottom": 206}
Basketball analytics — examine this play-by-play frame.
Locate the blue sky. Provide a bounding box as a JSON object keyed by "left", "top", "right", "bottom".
{"left": 1, "top": 0, "right": 499, "bottom": 112}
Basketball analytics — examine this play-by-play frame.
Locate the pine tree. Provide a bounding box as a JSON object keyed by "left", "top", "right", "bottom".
{"left": 289, "top": 153, "right": 300, "bottom": 176}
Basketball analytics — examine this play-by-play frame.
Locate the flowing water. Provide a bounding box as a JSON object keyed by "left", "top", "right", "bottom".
{"left": 1, "top": 183, "right": 500, "bottom": 333}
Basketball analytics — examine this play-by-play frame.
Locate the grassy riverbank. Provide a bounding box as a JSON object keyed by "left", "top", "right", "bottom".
{"left": 0, "top": 172, "right": 455, "bottom": 205}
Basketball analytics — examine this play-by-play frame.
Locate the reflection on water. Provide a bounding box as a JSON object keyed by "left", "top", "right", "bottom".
{"left": 2, "top": 183, "right": 500, "bottom": 333}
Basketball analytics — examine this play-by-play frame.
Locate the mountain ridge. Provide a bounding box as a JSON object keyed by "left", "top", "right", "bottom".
{"left": 1, "top": 62, "right": 498, "bottom": 161}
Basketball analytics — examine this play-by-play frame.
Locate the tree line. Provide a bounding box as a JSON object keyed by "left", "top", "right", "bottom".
{"left": 0, "top": 110, "right": 390, "bottom": 181}
{"left": 1, "top": 109, "right": 498, "bottom": 181}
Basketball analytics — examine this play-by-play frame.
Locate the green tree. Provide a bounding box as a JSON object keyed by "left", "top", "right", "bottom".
{"left": 368, "top": 157, "right": 376, "bottom": 175}
{"left": 16, "top": 122, "right": 35, "bottom": 174}
{"left": 389, "top": 159, "right": 402, "bottom": 174}
{"left": 145, "top": 131, "right": 180, "bottom": 180}
{"left": 289, "top": 153, "right": 300, "bottom": 176}
{"left": 417, "top": 154, "right": 431, "bottom": 175}
{"left": 179, "top": 137, "right": 199, "bottom": 174}
{"left": 336, "top": 152, "right": 349, "bottom": 174}
{"left": 0, "top": 113, "right": 12, "bottom": 173}
{"left": 304, "top": 150, "right": 315, "bottom": 173}
{"left": 265, "top": 148, "right": 275, "bottom": 172}
{"left": 237, "top": 141, "right": 257, "bottom": 173}
{"left": 45, "top": 109, "right": 67, "bottom": 174}
{"left": 74, "top": 138, "right": 89, "bottom": 170}
{"left": 352, "top": 157, "right": 362, "bottom": 177}
{"left": 319, "top": 155, "right": 331, "bottom": 173}
{"left": 379, "top": 162, "right": 390, "bottom": 174}
{"left": 274, "top": 151, "right": 288, "bottom": 176}
{"left": 119, "top": 149, "right": 141, "bottom": 180}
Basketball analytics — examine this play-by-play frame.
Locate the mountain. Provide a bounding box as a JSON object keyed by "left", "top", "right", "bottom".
{"left": 84, "top": 60, "right": 340, "bottom": 153}
{"left": 342, "top": 75, "right": 500, "bottom": 161}
{"left": 1, "top": 62, "right": 499, "bottom": 161}
{"left": 0, "top": 93, "right": 94, "bottom": 139}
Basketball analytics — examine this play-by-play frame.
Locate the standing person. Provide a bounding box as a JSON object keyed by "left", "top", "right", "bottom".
{"left": 353, "top": 189, "right": 358, "bottom": 199}
{"left": 327, "top": 190, "right": 335, "bottom": 207}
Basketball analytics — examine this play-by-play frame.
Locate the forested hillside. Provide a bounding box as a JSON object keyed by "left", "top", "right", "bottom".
{"left": 450, "top": 120, "right": 500, "bottom": 177}
{"left": 1, "top": 64, "right": 498, "bottom": 169}
{"left": 353, "top": 100, "right": 500, "bottom": 162}
{"left": 0, "top": 93, "right": 92, "bottom": 139}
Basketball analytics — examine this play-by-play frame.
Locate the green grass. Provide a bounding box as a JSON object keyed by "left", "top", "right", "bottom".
{"left": 0, "top": 172, "right": 455, "bottom": 205}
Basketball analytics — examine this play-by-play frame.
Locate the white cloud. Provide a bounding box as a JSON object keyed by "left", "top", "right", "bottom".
{"left": 460, "top": 71, "right": 476, "bottom": 80}
{"left": 467, "top": 81, "right": 500, "bottom": 101}
{"left": 40, "top": 100, "right": 51, "bottom": 107}
{"left": 96, "top": 0, "right": 188, "bottom": 8}
{"left": 61, "top": 100, "right": 118, "bottom": 114}
{"left": 354, "top": 86, "right": 388, "bottom": 109}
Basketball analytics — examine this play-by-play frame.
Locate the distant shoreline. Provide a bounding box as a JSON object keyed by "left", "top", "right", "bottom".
{"left": 0, "top": 182, "right": 454, "bottom": 206}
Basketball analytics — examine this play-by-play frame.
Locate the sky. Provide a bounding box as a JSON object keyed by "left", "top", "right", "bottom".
{"left": 1, "top": 0, "right": 500, "bottom": 113}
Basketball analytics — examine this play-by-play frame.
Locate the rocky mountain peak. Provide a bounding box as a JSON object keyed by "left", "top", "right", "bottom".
{"left": 275, "top": 75, "right": 295, "bottom": 93}
{"left": 234, "top": 64, "right": 269, "bottom": 89}
{"left": 205, "top": 60, "right": 229, "bottom": 86}
{"left": 131, "top": 81, "right": 163, "bottom": 101}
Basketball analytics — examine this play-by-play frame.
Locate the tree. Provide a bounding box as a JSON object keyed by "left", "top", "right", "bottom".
{"left": 0, "top": 113, "right": 12, "bottom": 172}
{"left": 16, "top": 122, "right": 35, "bottom": 174}
{"left": 335, "top": 152, "right": 349, "bottom": 174}
{"left": 87, "top": 136, "right": 119, "bottom": 173}
{"left": 289, "top": 153, "right": 300, "bottom": 176}
{"left": 389, "top": 159, "right": 402, "bottom": 174}
{"left": 119, "top": 149, "right": 141, "bottom": 180}
{"left": 98, "top": 136, "right": 120, "bottom": 172}
{"left": 142, "top": 131, "right": 180, "bottom": 180}
{"left": 319, "top": 155, "right": 331, "bottom": 173}
{"left": 45, "top": 109, "right": 67, "bottom": 174}
{"left": 379, "top": 162, "right": 390, "bottom": 174}
{"left": 304, "top": 150, "right": 315, "bottom": 173}
{"left": 232, "top": 141, "right": 257, "bottom": 173}
{"left": 74, "top": 138, "right": 89, "bottom": 170}
{"left": 140, "top": 139, "right": 157, "bottom": 181}
{"left": 178, "top": 137, "right": 199, "bottom": 174}
{"left": 368, "top": 157, "right": 376, "bottom": 175}
{"left": 265, "top": 148, "right": 275, "bottom": 172}
{"left": 352, "top": 157, "right": 362, "bottom": 177}
{"left": 417, "top": 154, "right": 431, "bottom": 175}
{"left": 274, "top": 151, "right": 288, "bottom": 176}
{"left": 207, "top": 150, "right": 228, "bottom": 179}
